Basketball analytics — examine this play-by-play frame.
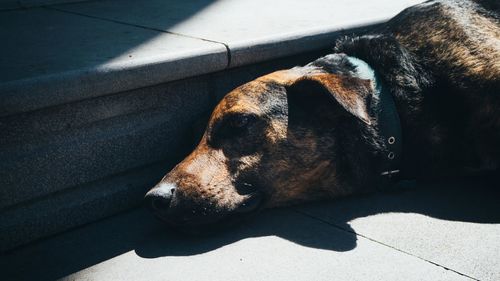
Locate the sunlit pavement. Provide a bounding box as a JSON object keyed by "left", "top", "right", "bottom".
{"left": 2, "top": 177, "right": 499, "bottom": 281}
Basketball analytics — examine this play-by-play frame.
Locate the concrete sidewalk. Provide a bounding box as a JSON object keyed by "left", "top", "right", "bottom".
{"left": 2, "top": 177, "right": 499, "bottom": 281}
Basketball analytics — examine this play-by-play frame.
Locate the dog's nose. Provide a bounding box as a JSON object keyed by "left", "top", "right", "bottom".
{"left": 144, "top": 183, "right": 176, "bottom": 214}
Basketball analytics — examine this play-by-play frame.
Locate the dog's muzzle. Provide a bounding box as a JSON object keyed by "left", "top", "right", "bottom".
{"left": 144, "top": 182, "right": 263, "bottom": 234}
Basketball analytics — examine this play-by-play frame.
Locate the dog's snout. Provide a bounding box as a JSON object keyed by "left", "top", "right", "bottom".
{"left": 145, "top": 183, "right": 177, "bottom": 214}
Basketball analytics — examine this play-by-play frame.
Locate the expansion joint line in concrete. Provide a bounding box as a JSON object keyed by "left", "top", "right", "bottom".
{"left": 45, "top": 6, "right": 232, "bottom": 68}
{"left": 291, "top": 208, "right": 480, "bottom": 281}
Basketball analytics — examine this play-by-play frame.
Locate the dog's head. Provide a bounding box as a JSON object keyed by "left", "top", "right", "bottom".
{"left": 145, "top": 54, "right": 383, "bottom": 232}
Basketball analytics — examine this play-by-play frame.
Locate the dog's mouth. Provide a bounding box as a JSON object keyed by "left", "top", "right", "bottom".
{"left": 152, "top": 192, "right": 265, "bottom": 235}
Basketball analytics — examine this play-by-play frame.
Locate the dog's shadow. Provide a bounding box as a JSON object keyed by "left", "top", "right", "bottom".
{"left": 135, "top": 175, "right": 500, "bottom": 258}
{"left": 7, "top": 176, "right": 499, "bottom": 281}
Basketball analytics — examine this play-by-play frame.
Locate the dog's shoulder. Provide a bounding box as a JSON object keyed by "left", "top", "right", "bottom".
{"left": 334, "top": 0, "right": 500, "bottom": 177}
{"left": 335, "top": 0, "right": 499, "bottom": 107}
{"left": 388, "top": 0, "right": 500, "bottom": 89}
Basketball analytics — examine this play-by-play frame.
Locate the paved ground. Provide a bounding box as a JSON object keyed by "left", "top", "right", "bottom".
{"left": 1, "top": 176, "right": 498, "bottom": 281}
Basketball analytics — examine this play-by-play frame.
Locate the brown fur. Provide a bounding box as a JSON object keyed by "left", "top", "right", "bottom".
{"left": 392, "top": 0, "right": 500, "bottom": 83}
{"left": 146, "top": 0, "right": 500, "bottom": 229}
{"left": 388, "top": 0, "right": 500, "bottom": 175}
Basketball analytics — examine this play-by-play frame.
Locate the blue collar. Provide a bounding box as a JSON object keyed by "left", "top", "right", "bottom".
{"left": 346, "top": 56, "right": 403, "bottom": 180}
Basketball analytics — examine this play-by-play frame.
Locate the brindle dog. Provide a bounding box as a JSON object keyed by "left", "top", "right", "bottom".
{"left": 145, "top": 0, "right": 499, "bottom": 232}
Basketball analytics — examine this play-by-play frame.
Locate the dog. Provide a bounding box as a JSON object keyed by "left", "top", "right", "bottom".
{"left": 145, "top": 0, "right": 499, "bottom": 232}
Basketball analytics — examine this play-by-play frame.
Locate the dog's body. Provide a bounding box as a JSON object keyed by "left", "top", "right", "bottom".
{"left": 145, "top": 0, "right": 499, "bottom": 231}
{"left": 348, "top": 0, "right": 500, "bottom": 179}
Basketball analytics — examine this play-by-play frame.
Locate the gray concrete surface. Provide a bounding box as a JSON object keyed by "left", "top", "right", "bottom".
{"left": 4, "top": 178, "right": 498, "bottom": 280}
{"left": 20, "top": 0, "right": 92, "bottom": 7}
{"left": 0, "top": 0, "right": 425, "bottom": 116}
{"left": 0, "top": 75, "right": 209, "bottom": 250}
{"left": 54, "top": 0, "right": 424, "bottom": 68}
{"left": 0, "top": 7, "right": 227, "bottom": 116}
{"left": 0, "top": 0, "right": 92, "bottom": 10}
{"left": 0, "top": 0, "right": 19, "bottom": 10}
{"left": 0, "top": 77, "right": 210, "bottom": 209}
{"left": 296, "top": 178, "right": 500, "bottom": 281}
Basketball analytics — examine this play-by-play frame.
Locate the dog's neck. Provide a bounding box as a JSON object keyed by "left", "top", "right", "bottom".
{"left": 347, "top": 56, "right": 403, "bottom": 181}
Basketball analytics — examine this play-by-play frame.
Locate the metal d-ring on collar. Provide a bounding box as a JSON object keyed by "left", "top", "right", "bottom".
{"left": 346, "top": 56, "right": 403, "bottom": 181}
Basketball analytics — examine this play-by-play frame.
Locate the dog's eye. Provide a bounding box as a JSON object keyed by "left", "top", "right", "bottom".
{"left": 208, "top": 114, "right": 258, "bottom": 147}
{"left": 221, "top": 114, "right": 256, "bottom": 136}
{"left": 229, "top": 115, "right": 250, "bottom": 129}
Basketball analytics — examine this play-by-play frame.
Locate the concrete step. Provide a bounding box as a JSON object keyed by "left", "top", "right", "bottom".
{"left": 0, "top": 0, "right": 424, "bottom": 251}
{"left": 0, "top": 0, "right": 91, "bottom": 11}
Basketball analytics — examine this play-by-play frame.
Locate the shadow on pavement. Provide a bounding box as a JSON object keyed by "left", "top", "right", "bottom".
{"left": 2, "top": 175, "right": 499, "bottom": 280}
{"left": 136, "top": 174, "right": 500, "bottom": 259}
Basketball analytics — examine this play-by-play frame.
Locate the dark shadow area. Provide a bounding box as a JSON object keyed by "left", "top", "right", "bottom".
{"left": 137, "top": 173, "right": 500, "bottom": 258}
{"left": 0, "top": 0, "right": 217, "bottom": 83}
{"left": 312, "top": 173, "right": 500, "bottom": 226}
{"left": 2, "top": 174, "right": 499, "bottom": 280}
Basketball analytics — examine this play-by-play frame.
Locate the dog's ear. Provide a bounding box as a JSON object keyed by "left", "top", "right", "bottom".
{"left": 285, "top": 73, "right": 372, "bottom": 125}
